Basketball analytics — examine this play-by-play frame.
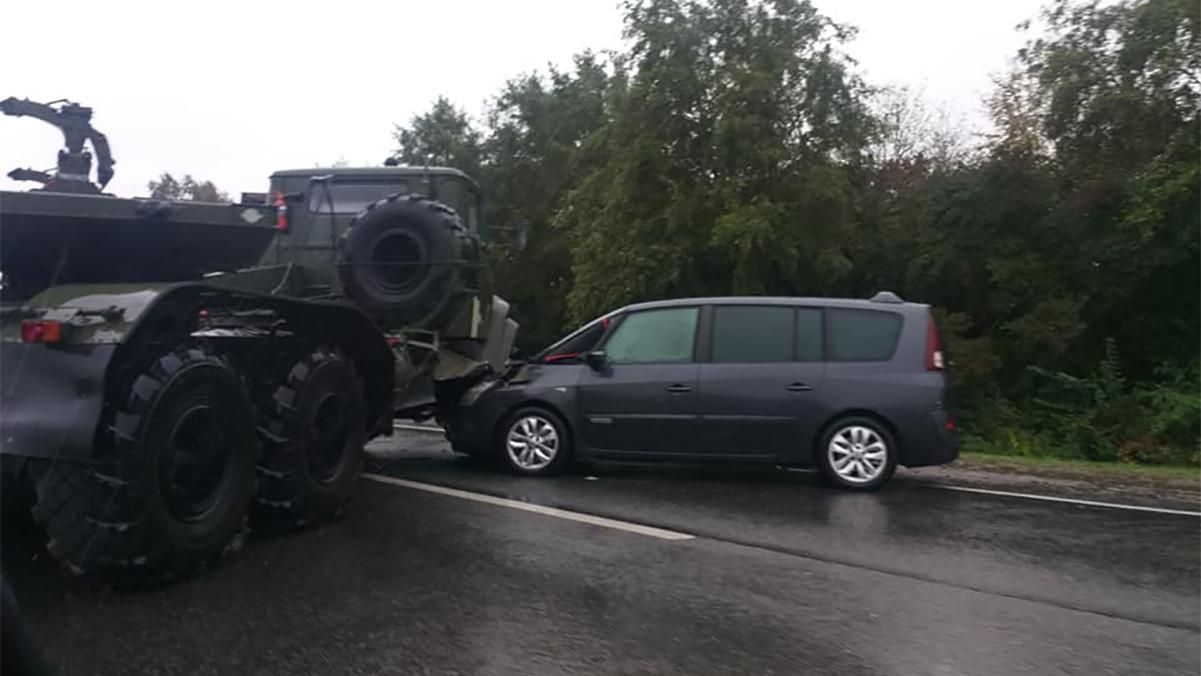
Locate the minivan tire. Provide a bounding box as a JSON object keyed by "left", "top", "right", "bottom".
{"left": 817, "top": 416, "right": 897, "bottom": 491}
{"left": 496, "top": 407, "right": 573, "bottom": 476}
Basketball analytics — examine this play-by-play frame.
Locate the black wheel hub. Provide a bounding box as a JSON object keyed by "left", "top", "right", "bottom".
{"left": 160, "top": 402, "right": 231, "bottom": 522}
{"left": 369, "top": 231, "right": 423, "bottom": 292}
{"left": 307, "top": 392, "right": 351, "bottom": 483}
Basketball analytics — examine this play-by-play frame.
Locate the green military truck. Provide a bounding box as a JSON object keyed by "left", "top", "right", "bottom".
{"left": 0, "top": 98, "right": 517, "bottom": 585}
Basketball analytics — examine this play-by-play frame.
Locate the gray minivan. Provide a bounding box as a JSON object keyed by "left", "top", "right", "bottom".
{"left": 444, "top": 292, "right": 959, "bottom": 490}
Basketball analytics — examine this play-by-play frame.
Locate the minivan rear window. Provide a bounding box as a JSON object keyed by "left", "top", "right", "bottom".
{"left": 828, "top": 309, "right": 902, "bottom": 361}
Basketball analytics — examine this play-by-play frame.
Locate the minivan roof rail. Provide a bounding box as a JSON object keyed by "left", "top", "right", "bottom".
{"left": 870, "top": 291, "right": 905, "bottom": 304}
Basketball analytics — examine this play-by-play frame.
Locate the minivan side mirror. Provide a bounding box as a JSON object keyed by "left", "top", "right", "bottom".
{"left": 583, "top": 350, "right": 608, "bottom": 370}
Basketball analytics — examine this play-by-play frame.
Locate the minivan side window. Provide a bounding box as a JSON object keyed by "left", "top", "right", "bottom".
{"left": 711, "top": 305, "right": 794, "bottom": 363}
{"left": 828, "top": 309, "right": 903, "bottom": 361}
{"left": 603, "top": 307, "right": 699, "bottom": 364}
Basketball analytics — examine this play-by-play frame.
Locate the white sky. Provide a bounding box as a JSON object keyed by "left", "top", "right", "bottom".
{"left": 0, "top": 0, "right": 1045, "bottom": 198}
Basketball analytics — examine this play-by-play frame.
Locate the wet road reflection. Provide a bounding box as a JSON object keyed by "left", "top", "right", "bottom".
{"left": 1, "top": 432, "right": 1196, "bottom": 675}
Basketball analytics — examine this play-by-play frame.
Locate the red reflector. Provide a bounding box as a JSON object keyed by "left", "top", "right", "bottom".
{"left": 386, "top": 336, "right": 401, "bottom": 347}
{"left": 21, "top": 320, "right": 62, "bottom": 343}
{"left": 945, "top": 418, "right": 956, "bottom": 432}
{"left": 545, "top": 353, "right": 580, "bottom": 363}
{"left": 273, "top": 191, "right": 289, "bottom": 232}
{"left": 925, "top": 316, "right": 944, "bottom": 371}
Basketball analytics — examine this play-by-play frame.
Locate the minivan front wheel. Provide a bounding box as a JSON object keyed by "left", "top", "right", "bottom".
{"left": 818, "top": 417, "right": 897, "bottom": 491}
{"left": 497, "top": 407, "right": 572, "bottom": 476}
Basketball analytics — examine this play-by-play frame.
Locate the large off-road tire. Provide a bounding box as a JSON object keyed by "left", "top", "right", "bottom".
{"left": 249, "top": 347, "right": 365, "bottom": 532}
{"left": 31, "top": 342, "right": 259, "bottom": 587}
{"left": 338, "top": 193, "right": 474, "bottom": 327}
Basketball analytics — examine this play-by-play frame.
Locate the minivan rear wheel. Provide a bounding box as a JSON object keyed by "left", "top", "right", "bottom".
{"left": 817, "top": 417, "right": 897, "bottom": 491}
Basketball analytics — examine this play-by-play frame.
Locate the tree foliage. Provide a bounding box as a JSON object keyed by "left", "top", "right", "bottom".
{"left": 147, "top": 173, "right": 228, "bottom": 202}
{"left": 391, "top": 97, "right": 482, "bottom": 178}
{"left": 391, "top": 0, "right": 1199, "bottom": 463}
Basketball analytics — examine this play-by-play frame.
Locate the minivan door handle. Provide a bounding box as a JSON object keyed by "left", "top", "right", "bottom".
{"left": 785, "top": 382, "right": 813, "bottom": 392}
{"left": 666, "top": 384, "right": 693, "bottom": 394}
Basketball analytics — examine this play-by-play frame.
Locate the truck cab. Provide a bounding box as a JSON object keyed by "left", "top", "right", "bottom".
{"left": 260, "top": 166, "right": 485, "bottom": 294}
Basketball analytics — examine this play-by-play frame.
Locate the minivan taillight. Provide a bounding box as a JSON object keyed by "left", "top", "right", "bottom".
{"left": 925, "top": 316, "right": 944, "bottom": 371}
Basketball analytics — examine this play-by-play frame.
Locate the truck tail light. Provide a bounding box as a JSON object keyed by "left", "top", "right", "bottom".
{"left": 273, "top": 191, "right": 289, "bottom": 233}
{"left": 21, "top": 319, "right": 63, "bottom": 343}
{"left": 925, "top": 315, "right": 944, "bottom": 371}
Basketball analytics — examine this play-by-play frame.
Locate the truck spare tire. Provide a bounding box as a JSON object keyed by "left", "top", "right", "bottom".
{"left": 338, "top": 193, "right": 470, "bottom": 327}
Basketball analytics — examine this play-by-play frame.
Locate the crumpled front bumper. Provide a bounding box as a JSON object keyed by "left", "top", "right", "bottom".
{"left": 0, "top": 343, "right": 113, "bottom": 461}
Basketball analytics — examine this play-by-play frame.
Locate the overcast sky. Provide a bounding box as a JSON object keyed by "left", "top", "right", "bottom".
{"left": 0, "top": 0, "right": 1045, "bottom": 198}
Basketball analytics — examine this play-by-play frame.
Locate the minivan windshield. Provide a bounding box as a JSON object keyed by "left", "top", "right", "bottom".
{"left": 535, "top": 314, "right": 614, "bottom": 363}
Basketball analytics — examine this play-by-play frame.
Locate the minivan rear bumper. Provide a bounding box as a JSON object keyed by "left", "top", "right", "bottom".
{"left": 899, "top": 409, "right": 960, "bottom": 467}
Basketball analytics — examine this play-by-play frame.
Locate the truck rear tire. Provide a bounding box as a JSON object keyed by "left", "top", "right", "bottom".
{"left": 32, "top": 342, "right": 259, "bottom": 587}
{"left": 250, "top": 347, "right": 365, "bottom": 532}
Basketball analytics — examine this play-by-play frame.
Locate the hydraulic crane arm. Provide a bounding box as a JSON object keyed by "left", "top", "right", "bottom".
{"left": 1, "top": 97, "right": 115, "bottom": 192}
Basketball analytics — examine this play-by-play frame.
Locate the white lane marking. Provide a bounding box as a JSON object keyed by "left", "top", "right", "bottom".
{"left": 931, "top": 483, "right": 1201, "bottom": 517}
{"left": 393, "top": 423, "right": 443, "bottom": 433}
{"left": 381, "top": 428, "right": 1201, "bottom": 517}
{"left": 362, "top": 474, "right": 695, "bottom": 540}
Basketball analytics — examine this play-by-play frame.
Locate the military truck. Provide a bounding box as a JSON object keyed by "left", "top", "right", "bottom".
{"left": 0, "top": 97, "right": 517, "bottom": 585}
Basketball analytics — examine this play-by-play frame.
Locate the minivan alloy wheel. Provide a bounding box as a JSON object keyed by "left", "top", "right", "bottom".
{"left": 506, "top": 415, "right": 560, "bottom": 471}
{"left": 827, "top": 425, "right": 889, "bottom": 484}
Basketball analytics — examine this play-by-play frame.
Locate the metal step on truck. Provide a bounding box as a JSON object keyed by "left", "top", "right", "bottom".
{"left": 0, "top": 97, "right": 518, "bottom": 586}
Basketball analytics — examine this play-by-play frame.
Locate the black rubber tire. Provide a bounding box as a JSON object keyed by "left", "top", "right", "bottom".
{"left": 249, "top": 347, "right": 365, "bottom": 532}
{"left": 31, "top": 342, "right": 259, "bottom": 587}
{"left": 495, "top": 406, "right": 573, "bottom": 477}
{"left": 338, "top": 194, "right": 469, "bottom": 326}
{"left": 816, "top": 416, "right": 898, "bottom": 491}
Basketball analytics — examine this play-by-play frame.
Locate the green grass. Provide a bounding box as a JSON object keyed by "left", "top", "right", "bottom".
{"left": 958, "top": 450, "right": 1201, "bottom": 482}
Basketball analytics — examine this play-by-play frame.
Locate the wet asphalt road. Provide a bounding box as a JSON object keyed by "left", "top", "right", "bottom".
{"left": 3, "top": 430, "right": 1199, "bottom": 676}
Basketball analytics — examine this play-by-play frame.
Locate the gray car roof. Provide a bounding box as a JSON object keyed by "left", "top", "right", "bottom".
{"left": 615, "top": 294, "right": 929, "bottom": 314}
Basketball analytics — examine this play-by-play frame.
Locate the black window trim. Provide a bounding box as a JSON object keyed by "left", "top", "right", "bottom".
{"left": 702, "top": 303, "right": 826, "bottom": 364}
{"left": 824, "top": 306, "right": 904, "bottom": 363}
{"left": 535, "top": 312, "right": 617, "bottom": 363}
{"left": 598, "top": 305, "right": 703, "bottom": 365}
{"left": 794, "top": 306, "right": 825, "bottom": 363}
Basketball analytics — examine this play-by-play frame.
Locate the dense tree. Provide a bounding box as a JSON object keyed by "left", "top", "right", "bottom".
{"left": 481, "top": 52, "right": 617, "bottom": 349}
{"left": 391, "top": 97, "right": 483, "bottom": 178}
{"left": 556, "top": 0, "right": 875, "bottom": 322}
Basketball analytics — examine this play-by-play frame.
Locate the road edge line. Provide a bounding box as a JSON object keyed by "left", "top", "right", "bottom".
{"left": 362, "top": 473, "right": 696, "bottom": 540}
{"left": 930, "top": 483, "right": 1201, "bottom": 517}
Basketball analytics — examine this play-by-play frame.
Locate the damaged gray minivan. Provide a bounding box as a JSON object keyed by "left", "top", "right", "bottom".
{"left": 443, "top": 292, "right": 959, "bottom": 490}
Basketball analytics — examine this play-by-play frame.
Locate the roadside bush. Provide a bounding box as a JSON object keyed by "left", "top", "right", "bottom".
{"left": 960, "top": 341, "right": 1200, "bottom": 466}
